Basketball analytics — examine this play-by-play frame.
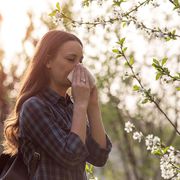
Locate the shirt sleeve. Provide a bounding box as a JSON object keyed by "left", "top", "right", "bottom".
{"left": 19, "top": 96, "right": 89, "bottom": 168}
{"left": 85, "top": 123, "right": 112, "bottom": 167}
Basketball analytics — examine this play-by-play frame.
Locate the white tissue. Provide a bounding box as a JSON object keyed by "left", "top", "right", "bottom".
{"left": 67, "top": 65, "right": 96, "bottom": 88}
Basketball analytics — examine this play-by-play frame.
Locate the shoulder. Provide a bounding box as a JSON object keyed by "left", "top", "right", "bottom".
{"left": 20, "top": 96, "right": 48, "bottom": 115}
{"left": 19, "top": 96, "right": 51, "bottom": 128}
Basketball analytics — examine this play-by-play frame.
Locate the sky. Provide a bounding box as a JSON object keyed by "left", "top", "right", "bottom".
{"left": 0, "top": 0, "right": 57, "bottom": 69}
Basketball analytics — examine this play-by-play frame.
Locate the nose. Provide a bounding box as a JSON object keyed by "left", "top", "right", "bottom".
{"left": 76, "top": 62, "right": 81, "bottom": 66}
{"left": 74, "top": 62, "right": 82, "bottom": 68}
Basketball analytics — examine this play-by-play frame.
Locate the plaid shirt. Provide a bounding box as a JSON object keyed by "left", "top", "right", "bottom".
{"left": 19, "top": 86, "right": 112, "bottom": 180}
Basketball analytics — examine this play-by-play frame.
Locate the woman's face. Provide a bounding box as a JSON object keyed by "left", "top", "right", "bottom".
{"left": 46, "top": 40, "right": 83, "bottom": 88}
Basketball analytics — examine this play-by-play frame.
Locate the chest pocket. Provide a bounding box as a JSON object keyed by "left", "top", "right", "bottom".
{"left": 45, "top": 99, "right": 72, "bottom": 132}
{"left": 35, "top": 94, "right": 72, "bottom": 133}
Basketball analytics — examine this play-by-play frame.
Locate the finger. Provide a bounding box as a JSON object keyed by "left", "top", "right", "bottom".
{"left": 71, "top": 69, "right": 76, "bottom": 84}
{"left": 72, "top": 65, "right": 79, "bottom": 85}
{"left": 80, "top": 66, "right": 86, "bottom": 84}
{"left": 84, "top": 67, "right": 89, "bottom": 86}
{"left": 76, "top": 64, "right": 81, "bottom": 84}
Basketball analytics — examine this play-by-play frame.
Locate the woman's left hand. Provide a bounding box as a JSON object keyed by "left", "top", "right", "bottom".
{"left": 88, "top": 85, "right": 99, "bottom": 107}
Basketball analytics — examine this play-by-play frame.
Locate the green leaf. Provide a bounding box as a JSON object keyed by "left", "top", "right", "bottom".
{"left": 124, "top": 62, "right": 128, "bottom": 66}
{"left": 85, "top": 164, "right": 94, "bottom": 174}
{"left": 152, "top": 149, "right": 163, "bottom": 156}
{"left": 85, "top": 164, "right": 89, "bottom": 171}
{"left": 176, "top": 87, "right": 180, "bottom": 91}
{"left": 120, "top": 37, "right": 125, "bottom": 46}
{"left": 172, "top": 29, "right": 176, "bottom": 34}
{"left": 82, "top": 0, "right": 90, "bottom": 7}
{"left": 141, "top": 98, "right": 148, "bottom": 104}
{"left": 164, "top": 67, "right": 170, "bottom": 75}
{"left": 122, "top": 22, "right": 126, "bottom": 27}
{"left": 112, "top": 49, "right": 119, "bottom": 53}
{"left": 115, "top": 54, "right": 122, "bottom": 58}
{"left": 162, "top": 146, "right": 170, "bottom": 154}
{"left": 122, "top": 47, "right": 127, "bottom": 53}
{"left": 161, "top": 57, "right": 168, "bottom": 66}
{"left": 152, "top": 63, "right": 158, "bottom": 69}
{"left": 173, "top": 76, "right": 180, "bottom": 80}
{"left": 175, "top": 72, "right": 180, "bottom": 77}
{"left": 113, "top": 0, "right": 126, "bottom": 6}
{"left": 153, "top": 58, "right": 160, "bottom": 65}
{"left": 85, "top": 164, "right": 91, "bottom": 173}
{"left": 56, "top": 2, "right": 61, "bottom": 11}
{"left": 48, "top": 9, "right": 58, "bottom": 17}
{"left": 174, "top": 0, "right": 180, "bottom": 5}
{"left": 113, "top": 1, "right": 120, "bottom": 6}
{"left": 89, "top": 164, "right": 94, "bottom": 172}
{"left": 156, "top": 72, "right": 162, "bottom": 80}
{"left": 129, "top": 55, "right": 134, "bottom": 65}
{"left": 165, "top": 37, "right": 171, "bottom": 41}
{"left": 133, "top": 85, "right": 140, "bottom": 91}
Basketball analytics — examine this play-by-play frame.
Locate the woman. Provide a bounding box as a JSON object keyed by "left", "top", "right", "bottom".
{"left": 2, "top": 30, "right": 112, "bottom": 180}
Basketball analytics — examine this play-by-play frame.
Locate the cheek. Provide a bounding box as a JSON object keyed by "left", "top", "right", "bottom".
{"left": 50, "top": 61, "right": 63, "bottom": 78}
{"left": 52, "top": 60, "right": 69, "bottom": 79}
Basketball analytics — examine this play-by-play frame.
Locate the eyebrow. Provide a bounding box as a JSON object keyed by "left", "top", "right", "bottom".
{"left": 66, "top": 53, "right": 84, "bottom": 63}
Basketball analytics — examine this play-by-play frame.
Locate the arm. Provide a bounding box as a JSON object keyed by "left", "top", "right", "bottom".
{"left": 71, "top": 103, "right": 87, "bottom": 144}
{"left": 86, "top": 87, "right": 112, "bottom": 166}
{"left": 87, "top": 102, "right": 107, "bottom": 149}
{"left": 19, "top": 97, "right": 89, "bottom": 168}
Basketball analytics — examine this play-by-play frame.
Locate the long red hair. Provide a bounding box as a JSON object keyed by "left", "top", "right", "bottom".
{"left": 2, "top": 30, "right": 83, "bottom": 156}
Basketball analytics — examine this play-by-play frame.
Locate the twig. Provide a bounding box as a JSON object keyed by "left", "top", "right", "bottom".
{"left": 119, "top": 45, "right": 180, "bottom": 136}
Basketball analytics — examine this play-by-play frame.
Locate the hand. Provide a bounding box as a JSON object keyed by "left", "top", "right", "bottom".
{"left": 88, "top": 85, "right": 99, "bottom": 107}
{"left": 71, "top": 64, "right": 91, "bottom": 108}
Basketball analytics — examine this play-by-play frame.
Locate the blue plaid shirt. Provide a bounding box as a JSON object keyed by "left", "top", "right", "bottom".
{"left": 19, "top": 86, "right": 112, "bottom": 180}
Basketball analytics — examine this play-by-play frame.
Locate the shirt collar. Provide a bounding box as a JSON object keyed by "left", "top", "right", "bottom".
{"left": 41, "top": 86, "right": 73, "bottom": 105}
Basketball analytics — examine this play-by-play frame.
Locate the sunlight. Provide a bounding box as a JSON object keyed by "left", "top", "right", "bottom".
{"left": 0, "top": 0, "right": 64, "bottom": 72}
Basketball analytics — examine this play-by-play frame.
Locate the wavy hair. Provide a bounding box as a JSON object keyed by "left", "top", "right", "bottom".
{"left": 2, "top": 30, "right": 83, "bottom": 156}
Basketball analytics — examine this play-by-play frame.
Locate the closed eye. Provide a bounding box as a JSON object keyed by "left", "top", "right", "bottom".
{"left": 65, "top": 53, "right": 83, "bottom": 63}
{"left": 67, "top": 58, "right": 82, "bottom": 63}
{"left": 67, "top": 58, "right": 74, "bottom": 61}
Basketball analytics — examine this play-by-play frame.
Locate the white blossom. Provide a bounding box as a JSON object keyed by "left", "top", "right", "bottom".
{"left": 55, "top": 12, "right": 61, "bottom": 19}
{"left": 124, "top": 121, "right": 135, "bottom": 133}
{"left": 160, "top": 153, "right": 180, "bottom": 179}
{"left": 145, "top": 134, "right": 161, "bottom": 153}
{"left": 168, "top": 146, "right": 175, "bottom": 152}
{"left": 124, "top": 123, "right": 180, "bottom": 179}
{"left": 53, "top": 17, "right": 61, "bottom": 25}
{"left": 133, "top": 131, "right": 143, "bottom": 142}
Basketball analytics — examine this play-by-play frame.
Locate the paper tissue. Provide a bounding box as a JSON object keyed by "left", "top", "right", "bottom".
{"left": 67, "top": 65, "right": 96, "bottom": 89}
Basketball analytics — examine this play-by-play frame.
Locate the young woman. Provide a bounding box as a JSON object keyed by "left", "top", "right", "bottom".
{"left": 2, "top": 30, "right": 112, "bottom": 180}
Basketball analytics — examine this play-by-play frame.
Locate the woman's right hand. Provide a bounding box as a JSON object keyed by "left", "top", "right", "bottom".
{"left": 71, "top": 64, "right": 91, "bottom": 108}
